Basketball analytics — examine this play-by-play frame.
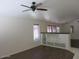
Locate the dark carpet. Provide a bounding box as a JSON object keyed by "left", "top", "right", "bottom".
{"left": 2, "top": 45, "right": 74, "bottom": 59}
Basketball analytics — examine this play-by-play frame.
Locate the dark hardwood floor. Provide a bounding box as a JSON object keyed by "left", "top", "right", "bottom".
{"left": 2, "top": 45, "right": 74, "bottom": 59}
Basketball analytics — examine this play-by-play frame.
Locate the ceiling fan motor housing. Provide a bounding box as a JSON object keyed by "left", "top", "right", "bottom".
{"left": 32, "top": 2, "right": 36, "bottom": 5}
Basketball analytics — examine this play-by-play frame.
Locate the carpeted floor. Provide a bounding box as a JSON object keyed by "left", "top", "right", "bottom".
{"left": 2, "top": 45, "right": 74, "bottom": 59}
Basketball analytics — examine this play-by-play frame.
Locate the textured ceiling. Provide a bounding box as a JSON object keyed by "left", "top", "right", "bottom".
{"left": 0, "top": 0, "right": 79, "bottom": 24}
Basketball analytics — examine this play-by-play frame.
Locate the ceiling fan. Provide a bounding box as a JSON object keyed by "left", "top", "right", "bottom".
{"left": 21, "top": 2, "right": 48, "bottom": 12}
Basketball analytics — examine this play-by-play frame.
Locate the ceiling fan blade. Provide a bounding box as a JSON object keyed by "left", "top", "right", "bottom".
{"left": 36, "top": 3, "right": 42, "bottom": 7}
{"left": 37, "top": 8, "right": 47, "bottom": 11}
{"left": 21, "top": 5, "right": 30, "bottom": 8}
{"left": 22, "top": 9, "right": 31, "bottom": 12}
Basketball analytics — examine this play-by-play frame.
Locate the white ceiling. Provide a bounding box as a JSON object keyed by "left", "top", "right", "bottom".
{"left": 1, "top": 0, "right": 79, "bottom": 24}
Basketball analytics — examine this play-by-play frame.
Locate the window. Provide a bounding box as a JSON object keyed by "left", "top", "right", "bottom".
{"left": 33, "top": 24, "right": 40, "bottom": 41}
{"left": 47, "top": 25, "right": 60, "bottom": 33}
{"left": 70, "top": 25, "right": 74, "bottom": 33}
{"left": 56, "top": 27, "right": 60, "bottom": 32}
{"left": 47, "top": 25, "right": 52, "bottom": 32}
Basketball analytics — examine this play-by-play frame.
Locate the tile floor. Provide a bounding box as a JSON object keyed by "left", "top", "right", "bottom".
{"left": 70, "top": 47, "right": 79, "bottom": 59}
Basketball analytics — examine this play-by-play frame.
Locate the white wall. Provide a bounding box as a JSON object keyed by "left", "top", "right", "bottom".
{"left": 61, "top": 19, "right": 79, "bottom": 39}
{"left": 0, "top": 15, "right": 47, "bottom": 58}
